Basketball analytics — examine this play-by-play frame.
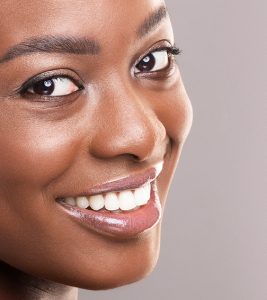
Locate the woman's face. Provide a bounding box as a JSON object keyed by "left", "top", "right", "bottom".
{"left": 0, "top": 0, "right": 192, "bottom": 290}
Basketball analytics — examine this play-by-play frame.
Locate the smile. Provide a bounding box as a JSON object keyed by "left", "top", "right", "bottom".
{"left": 60, "top": 181, "right": 151, "bottom": 212}
{"left": 56, "top": 162, "right": 163, "bottom": 238}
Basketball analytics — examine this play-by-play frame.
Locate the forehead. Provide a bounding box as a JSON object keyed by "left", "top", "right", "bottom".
{"left": 0, "top": 0, "right": 166, "bottom": 46}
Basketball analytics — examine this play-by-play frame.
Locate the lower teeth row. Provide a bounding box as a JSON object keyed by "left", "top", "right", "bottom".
{"left": 61, "top": 183, "right": 151, "bottom": 212}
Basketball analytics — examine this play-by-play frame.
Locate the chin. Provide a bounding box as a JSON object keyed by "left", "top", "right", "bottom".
{"left": 83, "top": 252, "right": 160, "bottom": 291}
{"left": 45, "top": 223, "right": 161, "bottom": 290}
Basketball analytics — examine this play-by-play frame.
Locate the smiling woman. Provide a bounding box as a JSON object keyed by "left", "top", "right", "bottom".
{"left": 0, "top": 0, "right": 192, "bottom": 299}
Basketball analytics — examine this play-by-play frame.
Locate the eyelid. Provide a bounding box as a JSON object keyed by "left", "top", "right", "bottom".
{"left": 133, "top": 39, "right": 181, "bottom": 72}
{"left": 148, "top": 44, "right": 181, "bottom": 55}
{"left": 16, "top": 69, "right": 84, "bottom": 95}
{"left": 135, "top": 39, "right": 179, "bottom": 58}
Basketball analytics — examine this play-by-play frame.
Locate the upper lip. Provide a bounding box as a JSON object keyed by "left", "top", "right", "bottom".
{"left": 59, "top": 162, "right": 163, "bottom": 199}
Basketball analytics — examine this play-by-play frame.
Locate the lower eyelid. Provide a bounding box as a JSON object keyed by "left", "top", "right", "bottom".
{"left": 135, "top": 59, "right": 176, "bottom": 79}
{"left": 20, "top": 89, "right": 83, "bottom": 104}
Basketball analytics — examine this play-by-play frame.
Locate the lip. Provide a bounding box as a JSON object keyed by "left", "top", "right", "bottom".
{"left": 56, "top": 163, "right": 163, "bottom": 239}
{"left": 57, "top": 161, "right": 163, "bottom": 198}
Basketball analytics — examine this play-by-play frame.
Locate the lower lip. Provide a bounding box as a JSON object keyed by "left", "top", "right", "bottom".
{"left": 57, "top": 184, "right": 162, "bottom": 239}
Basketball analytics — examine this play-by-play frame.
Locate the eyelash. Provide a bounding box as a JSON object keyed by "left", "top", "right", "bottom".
{"left": 19, "top": 73, "right": 83, "bottom": 96}
{"left": 18, "top": 44, "right": 181, "bottom": 100}
{"left": 134, "top": 45, "right": 181, "bottom": 76}
{"left": 138, "top": 45, "right": 181, "bottom": 64}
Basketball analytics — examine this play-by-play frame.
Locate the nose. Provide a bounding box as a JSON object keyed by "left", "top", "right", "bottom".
{"left": 89, "top": 83, "right": 167, "bottom": 162}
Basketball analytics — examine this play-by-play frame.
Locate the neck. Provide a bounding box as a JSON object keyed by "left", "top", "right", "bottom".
{"left": 0, "top": 262, "right": 78, "bottom": 300}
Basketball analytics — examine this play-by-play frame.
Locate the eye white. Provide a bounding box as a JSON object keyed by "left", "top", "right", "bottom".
{"left": 150, "top": 50, "right": 169, "bottom": 71}
{"left": 27, "top": 77, "right": 79, "bottom": 96}
{"left": 134, "top": 50, "right": 169, "bottom": 73}
{"left": 48, "top": 78, "right": 79, "bottom": 96}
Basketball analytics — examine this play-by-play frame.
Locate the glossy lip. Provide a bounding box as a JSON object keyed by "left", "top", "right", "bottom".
{"left": 56, "top": 162, "right": 163, "bottom": 239}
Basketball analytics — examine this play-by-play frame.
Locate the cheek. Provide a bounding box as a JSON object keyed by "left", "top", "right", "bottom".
{"left": 151, "top": 76, "right": 193, "bottom": 203}
{"left": 0, "top": 119, "right": 79, "bottom": 188}
{"left": 160, "top": 79, "right": 193, "bottom": 145}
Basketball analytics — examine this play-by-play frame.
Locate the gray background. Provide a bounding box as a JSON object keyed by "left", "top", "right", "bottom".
{"left": 80, "top": 0, "right": 266, "bottom": 299}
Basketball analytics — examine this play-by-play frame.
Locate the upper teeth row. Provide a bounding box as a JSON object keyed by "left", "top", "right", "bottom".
{"left": 62, "top": 182, "right": 151, "bottom": 212}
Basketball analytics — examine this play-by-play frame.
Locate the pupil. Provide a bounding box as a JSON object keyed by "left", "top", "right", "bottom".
{"left": 136, "top": 53, "right": 155, "bottom": 72}
{"left": 33, "top": 79, "right": 55, "bottom": 95}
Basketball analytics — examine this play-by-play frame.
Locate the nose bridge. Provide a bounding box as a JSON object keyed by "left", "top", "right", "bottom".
{"left": 90, "top": 78, "right": 166, "bottom": 161}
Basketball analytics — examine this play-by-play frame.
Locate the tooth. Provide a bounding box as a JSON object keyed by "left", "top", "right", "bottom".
{"left": 134, "top": 187, "right": 148, "bottom": 206}
{"left": 105, "top": 192, "right": 120, "bottom": 211}
{"left": 118, "top": 190, "right": 136, "bottom": 211}
{"left": 65, "top": 197, "right": 76, "bottom": 206}
{"left": 134, "top": 183, "right": 151, "bottom": 206}
{"left": 143, "top": 183, "right": 151, "bottom": 200}
{"left": 89, "top": 194, "right": 105, "bottom": 211}
{"left": 155, "top": 161, "right": 163, "bottom": 176}
{"left": 76, "top": 196, "right": 89, "bottom": 209}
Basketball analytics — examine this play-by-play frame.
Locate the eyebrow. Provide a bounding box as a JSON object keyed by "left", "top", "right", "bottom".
{"left": 0, "top": 5, "right": 167, "bottom": 64}
{"left": 0, "top": 36, "right": 100, "bottom": 64}
{"left": 137, "top": 5, "right": 168, "bottom": 38}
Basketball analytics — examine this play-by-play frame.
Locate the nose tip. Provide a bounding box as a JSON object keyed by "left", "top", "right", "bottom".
{"left": 89, "top": 96, "right": 166, "bottom": 162}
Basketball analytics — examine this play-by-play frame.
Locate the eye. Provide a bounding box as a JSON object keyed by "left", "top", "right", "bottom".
{"left": 135, "top": 48, "right": 174, "bottom": 74}
{"left": 25, "top": 76, "right": 80, "bottom": 97}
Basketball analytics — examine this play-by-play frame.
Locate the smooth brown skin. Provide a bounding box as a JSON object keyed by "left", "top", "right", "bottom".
{"left": 0, "top": 0, "right": 192, "bottom": 299}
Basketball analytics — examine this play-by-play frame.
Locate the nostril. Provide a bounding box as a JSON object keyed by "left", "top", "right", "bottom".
{"left": 127, "top": 153, "right": 141, "bottom": 161}
{"left": 112, "top": 153, "right": 141, "bottom": 162}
